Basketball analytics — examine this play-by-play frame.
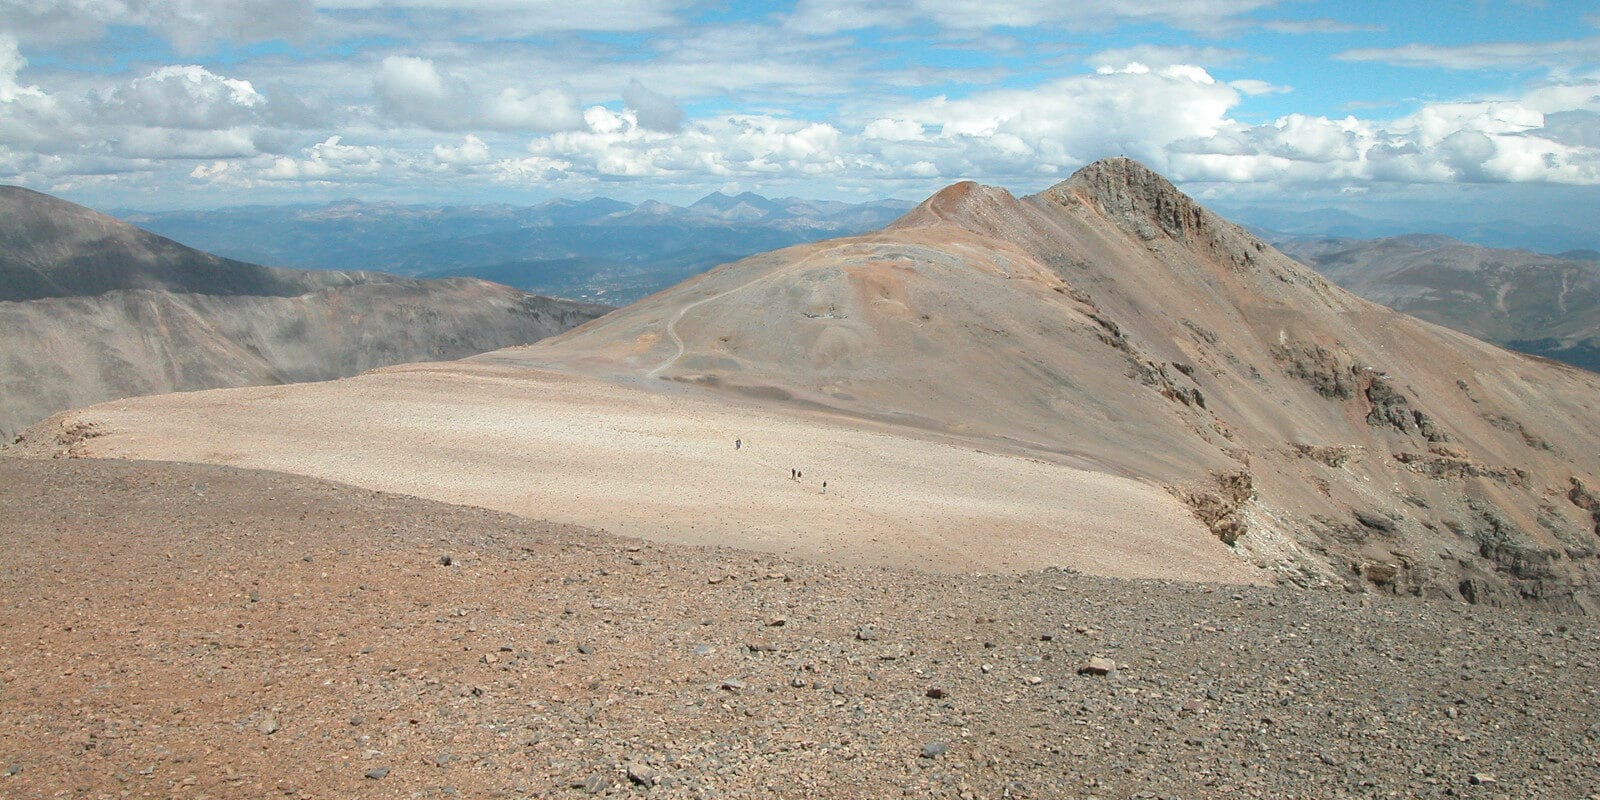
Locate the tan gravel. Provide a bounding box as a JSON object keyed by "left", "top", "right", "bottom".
{"left": 15, "top": 360, "right": 1262, "bottom": 584}
{"left": 2, "top": 457, "right": 1596, "bottom": 800}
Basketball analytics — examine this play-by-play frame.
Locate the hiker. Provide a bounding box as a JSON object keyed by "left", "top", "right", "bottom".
{"left": 790, "top": 468, "right": 796, "bottom": 479}
{"left": 735, "top": 438, "right": 741, "bottom": 450}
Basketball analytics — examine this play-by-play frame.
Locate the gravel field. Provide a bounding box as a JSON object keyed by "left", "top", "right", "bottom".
{"left": 2, "top": 457, "right": 1597, "bottom": 799}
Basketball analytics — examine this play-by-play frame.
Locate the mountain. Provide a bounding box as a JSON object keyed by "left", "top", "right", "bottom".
{"left": 1276, "top": 234, "right": 1600, "bottom": 372}
{"left": 18, "top": 159, "right": 1600, "bottom": 612}
{"left": 1220, "top": 203, "right": 1600, "bottom": 254}
{"left": 688, "top": 190, "right": 785, "bottom": 221}
{"left": 2, "top": 186, "right": 348, "bottom": 300}
{"left": 420, "top": 253, "right": 726, "bottom": 306}
{"left": 120, "top": 194, "right": 917, "bottom": 302}
{"left": 0, "top": 186, "right": 609, "bottom": 440}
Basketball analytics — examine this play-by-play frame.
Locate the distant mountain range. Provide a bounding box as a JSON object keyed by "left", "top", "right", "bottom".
{"left": 111, "top": 188, "right": 1600, "bottom": 375}
{"left": 1221, "top": 204, "right": 1600, "bottom": 256}
{"left": 0, "top": 185, "right": 607, "bottom": 440}
{"left": 122, "top": 193, "right": 915, "bottom": 305}
{"left": 1274, "top": 234, "right": 1600, "bottom": 372}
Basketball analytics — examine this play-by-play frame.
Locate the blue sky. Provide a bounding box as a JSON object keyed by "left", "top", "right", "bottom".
{"left": 2, "top": 0, "right": 1598, "bottom": 235}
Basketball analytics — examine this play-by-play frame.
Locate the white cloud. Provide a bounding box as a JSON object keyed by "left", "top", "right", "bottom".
{"left": 1087, "top": 45, "right": 1247, "bottom": 70}
{"left": 483, "top": 87, "right": 583, "bottom": 132}
{"left": 876, "top": 65, "right": 1240, "bottom": 177}
{"left": 3, "top": 0, "right": 313, "bottom": 53}
{"left": 96, "top": 65, "right": 268, "bottom": 129}
{"left": 1337, "top": 36, "right": 1600, "bottom": 70}
{"left": 1168, "top": 78, "right": 1600, "bottom": 186}
{"left": 316, "top": 0, "right": 683, "bottom": 36}
{"left": 433, "top": 133, "right": 489, "bottom": 164}
{"left": 1229, "top": 79, "right": 1290, "bottom": 96}
{"left": 622, "top": 79, "right": 684, "bottom": 133}
{"left": 863, "top": 118, "right": 926, "bottom": 141}
{"left": 113, "top": 127, "right": 261, "bottom": 159}
{"left": 375, "top": 55, "right": 581, "bottom": 132}
{"left": 515, "top": 109, "right": 846, "bottom": 183}
{"left": 788, "top": 0, "right": 1279, "bottom": 34}
{"left": 265, "top": 136, "right": 390, "bottom": 180}
{"left": 0, "top": 35, "right": 73, "bottom": 150}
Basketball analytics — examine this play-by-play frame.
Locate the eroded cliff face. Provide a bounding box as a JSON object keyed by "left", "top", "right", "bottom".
{"left": 1032, "top": 159, "right": 1600, "bottom": 611}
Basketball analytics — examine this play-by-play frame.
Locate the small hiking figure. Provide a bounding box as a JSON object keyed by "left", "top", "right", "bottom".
{"left": 735, "top": 438, "right": 741, "bottom": 450}
{"left": 822, "top": 480, "right": 827, "bottom": 494}
{"left": 790, "top": 468, "right": 796, "bottom": 479}
{"left": 797, "top": 470, "right": 803, "bottom": 479}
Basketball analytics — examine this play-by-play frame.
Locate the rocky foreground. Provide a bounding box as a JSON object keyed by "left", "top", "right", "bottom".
{"left": 2, "top": 457, "right": 1597, "bottom": 799}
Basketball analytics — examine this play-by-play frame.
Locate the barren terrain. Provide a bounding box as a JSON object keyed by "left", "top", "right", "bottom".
{"left": 21, "top": 159, "right": 1600, "bottom": 609}
{"left": 10, "top": 361, "right": 1258, "bottom": 582}
{"left": 2, "top": 457, "right": 1597, "bottom": 799}
{"left": 0, "top": 185, "right": 609, "bottom": 440}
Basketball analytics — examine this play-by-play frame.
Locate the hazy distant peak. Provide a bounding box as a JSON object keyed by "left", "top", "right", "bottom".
{"left": 1385, "top": 233, "right": 1463, "bottom": 250}
{"left": 691, "top": 190, "right": 774, "bottom": 208}
{"left": 687, "top": 191, "right": 784, "bottom": 222}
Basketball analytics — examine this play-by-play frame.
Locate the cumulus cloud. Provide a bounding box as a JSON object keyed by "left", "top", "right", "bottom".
{"left": 871, "top": 65, "right": 1241, "bottom": 179}
{"left": 622, "top": 80, "right": 684, "bottom": 133}
{"left": 375, "top": 55, "right": 582, "bottom": 132}
{"left": 0, "top": 35, "right": 74, "bottom": 150}
{"left": 6, "top": 2, "right": 1600, "bottom": 206}
{"left": 0, "top": 46, "right": 309, "bottom": 183}
{"left": 514, "top": 108, "right": 845, "bottom": 182}
{"left": 95, "top": 65, "right": 268, "bottom": 129}
{"left": 433, "top": 134, "right": 490, "bottom": 165}
{"left": 375, "top": 56, "right": 457, "bottom": 128}
{"left": 113, "top": 127, "right": 261, "bottom": 159}
{"left": 482, "top": 87, "right": 584, "bottom": 132}
{"left": 1168, "top": 79, "right": 1600, "bottom": 186}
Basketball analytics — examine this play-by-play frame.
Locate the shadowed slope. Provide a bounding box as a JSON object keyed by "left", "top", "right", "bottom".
{"left": 0, "top": 186, "right": 609, "bottom": 439}
{"left": 1277, "top": 234, "right": 1600, "bottom": 372}
{"left": 0, "top": 185, "right": 367, "bottom": 301}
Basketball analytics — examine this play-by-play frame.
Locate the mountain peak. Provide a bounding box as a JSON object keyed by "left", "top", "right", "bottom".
{"left": 1052, "top": 157, "right": 1202, "bottom": 238}
{"left": 888, "top": 180, "right": 1025, "bottom": 234}
{"left": 690, "top": 190, "right": 775, "bottom": 210}
{"left": 1037, "top": 158, "right": 1272, "bottom": 272}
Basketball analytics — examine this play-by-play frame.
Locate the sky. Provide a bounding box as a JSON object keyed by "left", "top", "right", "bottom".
{"left": 2, "top": 0, "right": 1598, "bottom": 232}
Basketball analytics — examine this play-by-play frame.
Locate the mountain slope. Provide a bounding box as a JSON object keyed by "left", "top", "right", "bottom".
{"left": 1276, "top": 234, "right": 1600, "bottom": 371}
{"left": 0, "top": 187, "right": 608, "bottom": 439}
{"left": 19, "top": 160, "right": 1600, "bottom": 610}
{"left": 492, "top": 158, "right": 1600, "bottom": 609}
{"left": 0, "top": 185, "right": 359, "bottom": 301}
